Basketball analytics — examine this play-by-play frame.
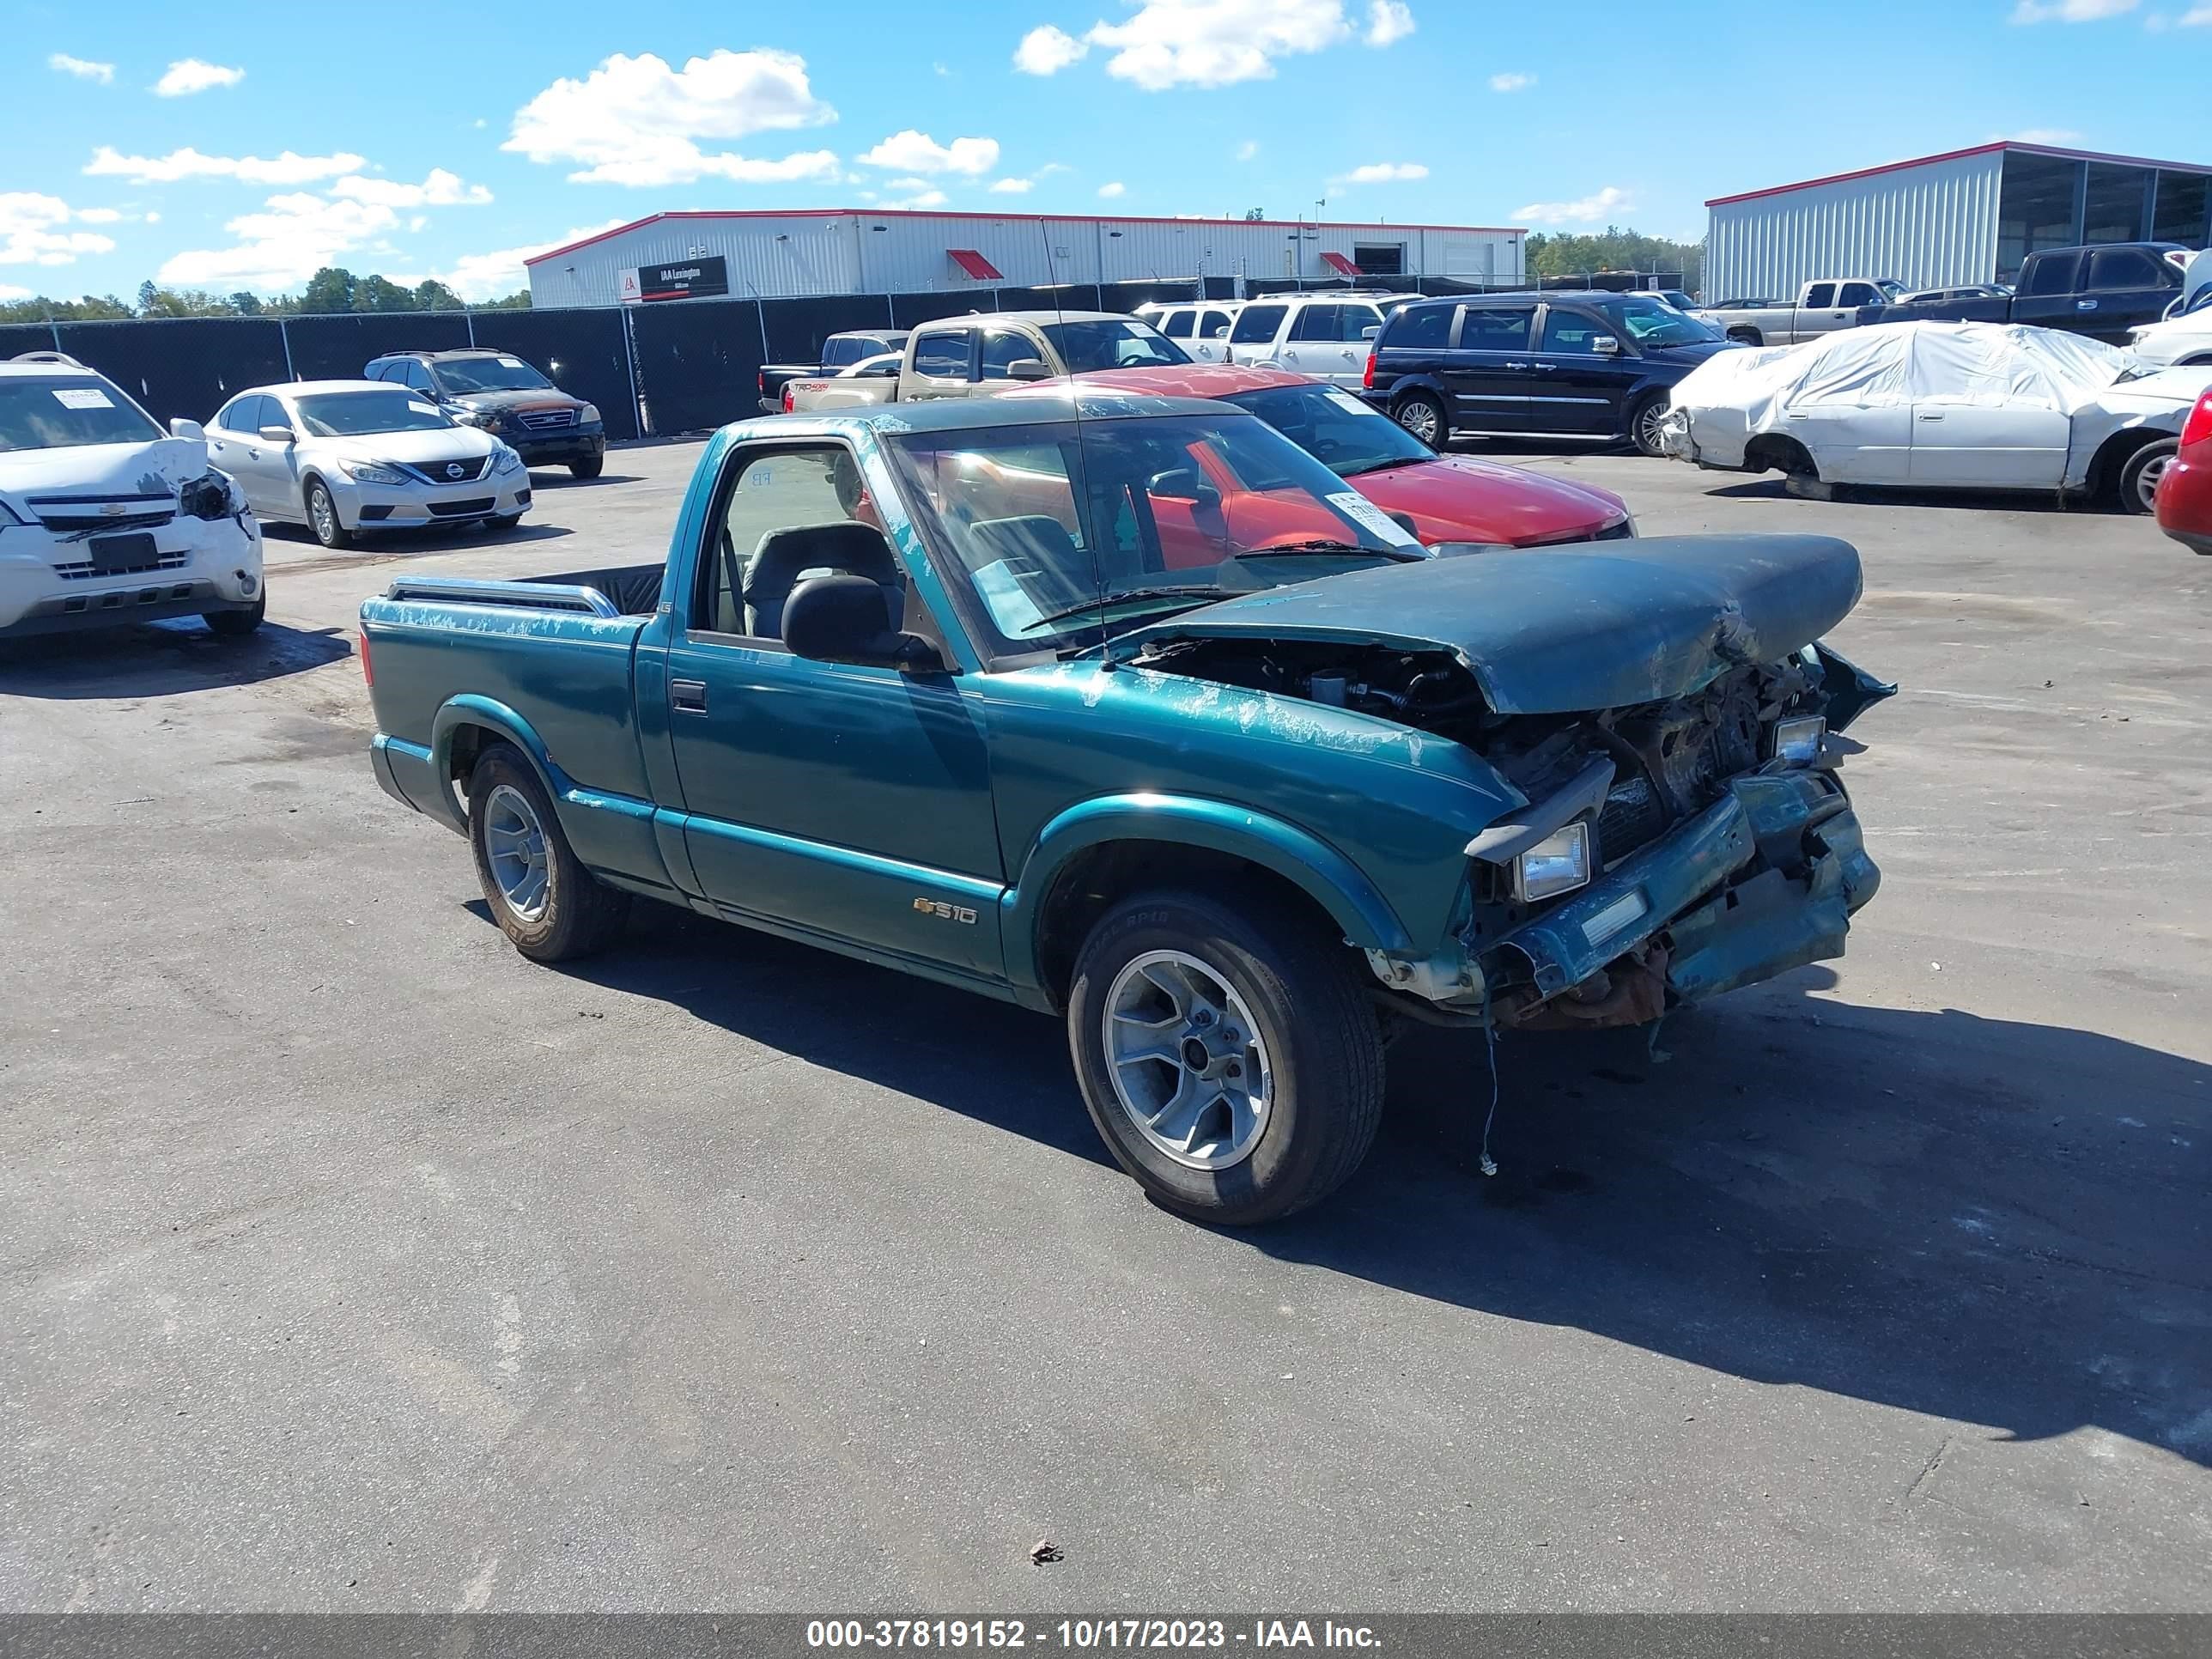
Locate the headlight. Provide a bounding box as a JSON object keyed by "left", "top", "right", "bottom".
{"left": 335, "top": 459, "right": 410, "bottom": 485}
{"left": 1772, "top": 714, "right": 1826, "bottom": 765}
{"left": 1513, "top": 822, "right": 1592, "bottom": 903}
{"left": 579, "top": 403, "right": 600, "bottom": 425}
{"left": 455, "top": 409, "right": 497, "bottom": 428}
{"left": 0, "top": 498, "right": 31, "bottom": 528}
{"left": 493, "top": 444, "right": 524, "bottom": 474}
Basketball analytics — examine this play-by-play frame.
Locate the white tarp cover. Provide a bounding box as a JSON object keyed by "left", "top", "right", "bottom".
{"left": 1673, "top": 322, "right": 2135, "bottom": 429}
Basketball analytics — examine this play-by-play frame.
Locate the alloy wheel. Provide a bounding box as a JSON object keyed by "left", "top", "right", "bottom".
{"left": 482, "top": 783, "right": 551, "bottom": 921}
{"left": 1102, "top": 950, "right": 1273, "bottom": 1170}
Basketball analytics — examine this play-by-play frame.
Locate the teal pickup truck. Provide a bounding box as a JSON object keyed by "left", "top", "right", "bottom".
{"left": 362, "top": 392, "right": 1893, "bottom": 1224}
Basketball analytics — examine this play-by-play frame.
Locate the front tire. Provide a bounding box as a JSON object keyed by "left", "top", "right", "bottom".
{"left": 1066, "top": 889, "right": 1385, "bottom": 1225}
{"left": 1628, "top": 393, "right": 1670, "bottom": 458}
{"left": 466, "top": 744, "right": 630, "bottom": 963}
{"left": 486, "top": 513, "right": 525, "bottom": 532}
{"left": 304, "top": 478, "right": 351, "bottom": 550}
{"left": 569, "top": 455, "right": 605, "bottom": 480}
{"left": 203, "top": 595, "right": 265, "bottom": 637}
{"left": 2118, "top": 438, "right": 2178, "bottom": 515}
{"left": 1391, "top": 390, "right": 1449, "bottom": 448}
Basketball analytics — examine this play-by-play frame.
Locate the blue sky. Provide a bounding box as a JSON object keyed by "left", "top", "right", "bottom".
{"left": 5, "top": 0, "right": 2209, "bottom": 303}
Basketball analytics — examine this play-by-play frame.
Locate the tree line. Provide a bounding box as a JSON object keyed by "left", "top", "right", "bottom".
{"left": 1524, "top": 228, "right": 1705, "bottom": 293}
{"left": 1, "top": 266, "right": 531, "bottom": 325}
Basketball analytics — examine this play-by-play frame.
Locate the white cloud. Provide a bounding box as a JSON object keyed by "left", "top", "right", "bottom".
{"left": 50, "top": 53, "right": 114, "bottom": 83}
{"left": 858, "top": 130, "right": 1000, "bottom": 176}
{"left": 84, "top": 145, "right": 366, "bottom": 185}
{"left": 2178, "top": 3, "right": 2212, "bottom": 20}
{"left": 407, "top": 220, "right": 628, "bottom": 301}
{"left": 0, "top": 193, "right": 118, "bottom": 267}
{"left": 2009, "top": 0, "right": 2136, "bottom": 17}
{"left": 155, "top": 58, "right": 245, "bottom": 97}
{"left": 1365, "top": 0, "right": 1415, "bottom": 45}
{"left": 1513, "top": 185, "right": 1632, "bottom": 225}
{"left": 504, "top": 49, "right": 839, "bottom": 186}
{"left": 1097, "top": 180, "right": 1127, "bottom": 198}
{"left": 1237, "top": 139, "right": 1260, "bottom": 161}
{"left": 988, "top": 177, "right": 1035, "bottom": 194}
{"left": 156, "top": 191, "right": 398, "bottom": 289}
{"left": 1088, "top": 0, "right": 1358, "bottom": 88}
{"left": 1990, "top": 128, "right": 2083, "bottom": 143}
{"left": 1490, "top": 71, "right": 1534, "bottom": 91}
{"left": 1014, "top": 25, "right": 1090, "bottom": 74}
{"left": 73, "top": 207, "right": 124, "bottom": 224}
{"left": 1334, "top": 161, "right": 1428, "bottom": 185}
{"left": 0, "top": 282, "right": 30, "bottom": 301}
{"left": 329, "top": 168, "right": 494, "bottom": 209}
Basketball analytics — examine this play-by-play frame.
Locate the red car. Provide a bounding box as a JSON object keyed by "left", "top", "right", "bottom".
{"left": 2155, "top": 387, "right": 2212, "bottom": 554}
{"left": 1015, "top": 363, "right": 1634, "bottom": 546}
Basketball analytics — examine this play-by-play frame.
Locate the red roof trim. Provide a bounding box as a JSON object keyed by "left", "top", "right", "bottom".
{"left": 526, "top": 208, "right": 1527, "bottom": 265}
{"left": 1320, "top": 252, "right": 1362, "bottom": 276}
{"left": 1706, "top": 141, "right": 2212, "bottom": 209}
{"left": 948, "top": 247, "right": 1004, "bottom": 281}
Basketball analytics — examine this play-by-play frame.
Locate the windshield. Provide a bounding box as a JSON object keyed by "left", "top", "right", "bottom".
{"left": 0, "top": 376, "right": 163, "bottom": 453}
{"left": 431, "top": 356, "right": 554, "bottom": 394}
{"left": 294, "top": 391, "right": 457, "bottom": 436}
{"left": 884, "top": 412, "right": 1421, "bottom": 652}
{"left": 1040, "top": 319, "right": 1192, "bottom": 373}
{"left": 1596, "top": 297, "right": 1721, "bottom": 348}
{"left": 1221, "top": 382, "right": 1434, "bottom": 477}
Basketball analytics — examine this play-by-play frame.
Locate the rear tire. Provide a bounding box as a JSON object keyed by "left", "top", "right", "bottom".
{"left": 569, "top": 455, "right": 605, "bottom": 480}
{"left": 2117, "top": 438, "right": 2178, "bottom": 515}
{"left": 203, "top": 595, "right": 265, "bottom": 637}
{"left": 1066, "top": 888, "right": 1385, "bottom": 1225}
{"left": 467, "top": 744, "right": 630, "bottom": 963}
{"left": 1391, "top": 390, "right": 1449, "bottom": 448}
{"left": 304, "top": 478, "right": 351, "bottom": 550}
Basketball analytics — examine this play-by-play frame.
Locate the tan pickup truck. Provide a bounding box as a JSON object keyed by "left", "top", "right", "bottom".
{"left": 785, "top": 310, "right": 1191, "bottom": 411}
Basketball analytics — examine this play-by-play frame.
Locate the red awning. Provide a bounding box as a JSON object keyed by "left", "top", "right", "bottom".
{"left": 1321, "top": 252, "right": 1362, "bottom": 277}
{"left": 948, "top": 248, "right": 1004, "bottom": 281}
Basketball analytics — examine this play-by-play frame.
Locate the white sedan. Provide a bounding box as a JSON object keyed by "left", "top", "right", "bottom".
{"left": 2126, "top": 294, "right": 2212, "bottom": 369}
{"left": 1658, "top": 321, "right": 2212, "bottom": 514}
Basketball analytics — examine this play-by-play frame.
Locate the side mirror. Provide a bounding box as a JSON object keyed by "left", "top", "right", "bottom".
{"left": 782, "top": 574, "right": 943, "bottom": 672}
{"left": 1005, "top": 357, "right": 1053, "bottom": 382}
{"left": 169, "top": 418, "right": 205, "bottom": 441}
{"left": 258, "top": 424, "right": 296, "bottom": 444}
{"left": 1361, "top": 325, "right": 1381, "bottom": 340}
{"left": 1147, "top": 467, "right": 1221, "bottom": 507}
{"left": 1591, "top": 335, "right": 1621, "bottom": 356}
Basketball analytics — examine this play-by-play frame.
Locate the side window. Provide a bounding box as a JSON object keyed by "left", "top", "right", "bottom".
{"left": 2023, "top": 252, "right": 2080, "bottom": 296}
{"left": 1539, "top": 308, "right": 1605, "bottom": 353}
{"left": 1837, "top": 282, "right": 1879, "bottom": 307}
{"left": 913, "top": 331, "right": 973, "bottom": 380}
{"left": 1290, "top": 304, "right": 1340, "bottom": 343}
{"left": 401, "top": 361, "right": 434, "bottom": 392}
{"left": 1385, "top": 304, "right": 1453, "bottom": 350}
{"left": 1341, "top": 306, "right": 1384, "bottom": 341}
{"left": 696, "top": 447, "right": 890, "bottom": 639}
{"left": 979, "top": 330, "right": 1038, "bottom": 380}
{"left": 1803, "top": 283, "right": 1837, "bottom": 308}
{"left": 821, "top": 337, "right": 859, "bottom": 368}
{"left": 1198, "top": 309, "right": 1233, "bottom": 339}
{"left": 2087, "top": 247, "right": 2161, "bottom": 291}
{"left": 1455, "top": 306, "right": 1535, "bottom": 351}
{"left": 219, "top": 395, "right": 263, "bottom": 432}
{"left": 1158, "top": 309, "right": 1194, "bottom": 338}
{"left": 1231, "top": 304, "right": 1287, "bottom": 344}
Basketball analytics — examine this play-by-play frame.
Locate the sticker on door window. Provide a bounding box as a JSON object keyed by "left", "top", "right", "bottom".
{"left": 1326, "top": 490, "right": 1419, "bottom": 547}
{"left": 52, "top": 386, "right": 114, "bottom": 410}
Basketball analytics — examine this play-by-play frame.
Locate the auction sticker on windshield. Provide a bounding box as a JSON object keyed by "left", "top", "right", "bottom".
{"left": 53, "top": 387, "right": 114, "bottom": 410}
{"left": 1327, "top": 489, "right": 1420, "bottom": 546}
{"left": 1324, "top": 388, "right": 1373, "bottom": 416}
{"left": 407, "top": 401, "right": 440, "bottom": 416}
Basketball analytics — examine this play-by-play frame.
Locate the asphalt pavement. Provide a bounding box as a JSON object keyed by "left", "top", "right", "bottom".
{"left": 2, "top": 438, "right": 2206, "bottom": 1613}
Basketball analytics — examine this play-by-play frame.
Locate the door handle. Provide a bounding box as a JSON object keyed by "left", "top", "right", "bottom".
{"left": 1528, "top": 362, "right": 1557, "bottom": 370}
{"left": 1503, "top": 361, "right": 1530, "bottom": 368}
{"left": 1917, "top": 413, "right": 1944, "bottom": 422}
{"left": 671, "top": 678, "right": 708, "bottom": 714}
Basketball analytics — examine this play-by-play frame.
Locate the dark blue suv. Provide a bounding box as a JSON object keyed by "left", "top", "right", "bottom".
{"left": 1362, "top": 293, "right": 1741, "bottom": 456}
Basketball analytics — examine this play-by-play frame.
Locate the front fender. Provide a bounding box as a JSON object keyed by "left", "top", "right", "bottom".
{"left": 1001, "top": 793, "right": 1417, "bottom": 997}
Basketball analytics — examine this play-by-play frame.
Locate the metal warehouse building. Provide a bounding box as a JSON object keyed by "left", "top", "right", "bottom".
{"left": 526, "top": 209, "right": 1525, "bottom": 310}
{"left": 1705, "top": 142, "right": 2212, "bottom": 301}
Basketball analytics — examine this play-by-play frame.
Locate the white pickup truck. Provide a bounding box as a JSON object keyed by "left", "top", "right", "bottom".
{"left": 1698, "top": 279, "right": 1906, "bottom": 346}
{"left": 1, "top": 353, "right": 264, "bottom": 641}
{"left": 784, "top": 310, "right": 1191, "bottom": 413}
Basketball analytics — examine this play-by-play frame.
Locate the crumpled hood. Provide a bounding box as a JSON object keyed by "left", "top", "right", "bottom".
{"left": 0, "top": 434, "right": 209, "bottom": 514}
{"left": 309, "top": 426, "right": 499, "bottom": 467}
{"left": 2097, "top": 363, "right": 2212, "bottom": 416}
{"left": 1128, "top": 534, "right": 1864, "bottom": 715}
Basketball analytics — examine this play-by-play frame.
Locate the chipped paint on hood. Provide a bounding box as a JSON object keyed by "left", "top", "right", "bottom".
{"left": 1126, "top": 534, "right": 1866, "bottom": 715}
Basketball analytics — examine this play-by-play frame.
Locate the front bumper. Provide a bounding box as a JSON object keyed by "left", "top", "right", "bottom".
{"left": 0, "top": 512, "right": 262, "bottom": 638}
{"left": 504, "top": 427, "right": 605, "bottom": 465}
{"left": 334, "top": 471, "right": 532, "bottom": 531}
{"left": 1491, "top": 769, "right": 1877, "bottom": 1018}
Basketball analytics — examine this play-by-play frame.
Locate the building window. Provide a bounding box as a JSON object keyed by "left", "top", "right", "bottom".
{"left": 1996, "top": 153, "right": 2082, "bottom": 283}
{"left": 2082, "top": 162, "right": 2150, "bottom": 247}
{"left": 2153, "top": 171, "right": 2211, "bottom": 246}
{"left": 1352, "top": 243, "right": 1404, "bottom": 276}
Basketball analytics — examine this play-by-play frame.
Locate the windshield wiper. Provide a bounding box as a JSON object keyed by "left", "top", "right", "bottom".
{"left": 1231, "top": 538, "right": 1425, "bottom": 562}
{"left": 1335, "top": 456, "right": 1430, "bottom": 477}
{"left": 1027, "top": 586, "right": 1231, "bottom": 630}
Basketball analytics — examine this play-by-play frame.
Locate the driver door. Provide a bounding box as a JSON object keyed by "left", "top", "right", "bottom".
{"left": 661, "top": 440, "right": 1005, "bottom": 980}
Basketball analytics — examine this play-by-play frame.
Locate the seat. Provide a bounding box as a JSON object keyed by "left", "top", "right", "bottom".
{"left": 743, "top": 520, "right": 902, "bottom": 640}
